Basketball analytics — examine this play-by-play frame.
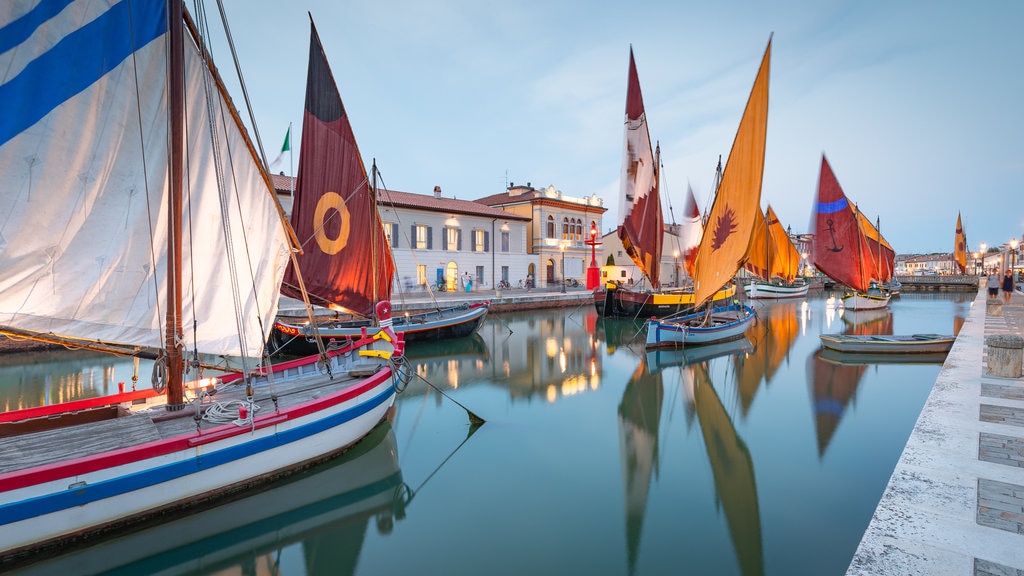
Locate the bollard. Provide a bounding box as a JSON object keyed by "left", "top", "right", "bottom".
{"left": 985, "top": 334, "right": 1024, "bottom": 378}
{"left": 987, "top": 298, "right": 1003, "bottom": 317}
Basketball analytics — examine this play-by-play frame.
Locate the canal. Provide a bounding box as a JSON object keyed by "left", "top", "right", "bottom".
{"left": 3, "top": 291, "right": 974, "bottom": 575}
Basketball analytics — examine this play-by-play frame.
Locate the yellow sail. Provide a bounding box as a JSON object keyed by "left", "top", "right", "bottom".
{"left": 954, "top": 212, "right": 967, "bottom": 273}
{"left": 693, "top": 38, "right": 771, "bottom": 306}
{"left": 743, "top": 208, "right": 771, "bottom": 281}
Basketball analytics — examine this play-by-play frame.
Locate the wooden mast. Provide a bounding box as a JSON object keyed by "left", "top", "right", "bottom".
{"left": 166, "top": 0, "right": 185, "bottom": 408}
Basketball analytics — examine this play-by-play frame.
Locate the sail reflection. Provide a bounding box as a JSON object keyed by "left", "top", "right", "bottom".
{"left": 643, "top": 340, "right": 761, "bottom": 576}
{"left": 693, "top": 361, "right": 764, "bottom": 576}
{"left": 734, "top": 301, "right": 801, "bottom": 418}
{"left": 838, "top": 307, "right": 893, "bottom": 336}
{"left": 11, "top": 420, "right": 407, "bottom": 576}
{"left": 808, "top": 348, "right": 865, "bottom": 457}
{"left": 617, "top": 355, "right": 663, "bottom": 576}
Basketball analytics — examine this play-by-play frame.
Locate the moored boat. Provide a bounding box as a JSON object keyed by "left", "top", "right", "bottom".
{"left": 744, "top": 205, "right": 809, "bottom": 299}
{"left": 811, "top": 156, "right": 893, "bottom": 311}
{"left": 646, "top": 37, "right": 772, "bottom": 349}
{"left": 818, "top": 333, "right": 955, "bottom": 355}
{"left": 0, "top": 6, "right": 404, "bottom": 563}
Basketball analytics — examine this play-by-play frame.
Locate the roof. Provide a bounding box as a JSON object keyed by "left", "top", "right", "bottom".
{"left": 378, "top": 189, "right": 531, "bottom": 221}
{"left": 270, "top": 172, "right": 295, "bottom": 193}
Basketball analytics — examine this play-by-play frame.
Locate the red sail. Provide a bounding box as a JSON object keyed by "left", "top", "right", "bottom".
{"left": 280, "top": 22, "right": 395, "bottom": 317}
{"left": 812, "top": 156, "right": 871, "bottom": 293}
{"left": 617, "top": 48, "right": 664, "bottom": 288}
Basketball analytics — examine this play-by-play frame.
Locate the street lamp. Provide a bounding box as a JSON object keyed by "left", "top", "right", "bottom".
{"left": 560, "top": 243, "right": 566, "bottom": 293}
{"left": 980, "top": 243, "right": 987, "bottom": 274}
{"left": 973, "top": 252, "right": 980, "bottom": 275}
{"left": 1011, "top": 238, "right": 1019, "bottom": 277}
{"left": 585, "top": 223, "right": 601, "bottom": 289}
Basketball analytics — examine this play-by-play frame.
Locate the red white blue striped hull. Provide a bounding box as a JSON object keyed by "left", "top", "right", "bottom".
{"left": 645, "top": 304, "right": 757, "bottom": 348}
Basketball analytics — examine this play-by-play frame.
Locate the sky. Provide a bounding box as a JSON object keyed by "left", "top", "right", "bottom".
{"left": 206, "top": 0, "right": 1023, "bottom": 256}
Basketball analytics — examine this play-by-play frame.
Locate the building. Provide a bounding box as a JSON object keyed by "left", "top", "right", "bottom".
{"left": 378, "top": 186, "right": 531, "bottom": 291}
{"left": 475, "top": 183, "right": 606, "bottom": 288}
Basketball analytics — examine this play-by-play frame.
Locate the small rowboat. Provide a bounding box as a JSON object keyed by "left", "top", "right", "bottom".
{"left": 818, "top": 333, "right": 955, "bottom": 355}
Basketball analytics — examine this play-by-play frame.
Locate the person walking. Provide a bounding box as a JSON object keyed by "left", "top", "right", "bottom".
{"left": 987, "top": 269, "right": 1000, "bottom": 298}
{"left": 1002, "top": 269, "right": 1015, "bottom": 304}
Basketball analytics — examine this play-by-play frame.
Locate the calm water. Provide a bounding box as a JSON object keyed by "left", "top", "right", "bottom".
{"left": 4, "top": 291, "right": 974, "bottom": 576}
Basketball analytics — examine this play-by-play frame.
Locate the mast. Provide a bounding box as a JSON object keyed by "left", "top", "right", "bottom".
{"left": 166, "top": 0, "right": 185, "bottom": 408}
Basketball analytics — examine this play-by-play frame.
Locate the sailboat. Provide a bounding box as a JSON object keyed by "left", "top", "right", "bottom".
{"left": 0, "top": 5, "right": 404, "bottom": 562}
{"left": 743, "top": 205, "right": 808, "bottom": 298}
{"left": 270, "top": 173, "right": 489, "bottom": 356}
{"left": 645, "top": 37, "right": 772, "bottom": 349}
{"left": 954, "top": 212, "right": 968, "bottom": 274}
{"left": 811, "top": 155, "right": 892, "bottom": 310}
{"left": 594, "top": 48, "right": 735, "bottom": 319}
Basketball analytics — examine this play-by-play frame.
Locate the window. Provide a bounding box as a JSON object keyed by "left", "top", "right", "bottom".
{"left": 562, "top": 217, "right": 569, "bottom": 240}
{"left": 445, "top": 227, "right": 460, "bottom": 251}
{"left": 501, "top": 231, "right": 510, "bottom": 252}
{"left": 546, "top": 215, "right": 555, "bottom": 239}
{"left": 473, "top": 229, "right": 487, "bottom": 252}
{"left": 413, "top": 225, "right": 431, "bottom": 250}
{"left": 384, "top": 222, "right": 399, "bottom": 248}
{"left": 416, "top": 265, "right": 426, "bottom": 286}
{"left": 475, "top": 265, "right": 484, "bottom": 283}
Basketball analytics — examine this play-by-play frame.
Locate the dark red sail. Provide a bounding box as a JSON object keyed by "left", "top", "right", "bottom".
{"left": 280, "top": 21, "right": 395, "bottom": 317}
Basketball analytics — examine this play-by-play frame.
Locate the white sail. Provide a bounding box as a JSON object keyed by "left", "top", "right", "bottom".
{"left": 0, "top": 0, "right": 289, "bottom": 357}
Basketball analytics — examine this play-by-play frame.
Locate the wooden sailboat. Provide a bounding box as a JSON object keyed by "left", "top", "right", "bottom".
{"left": 811, "top": 155, "right": 892, "bottom": 310}
{"left": 743, "top": 205, "right": 808, "bottom": 298}
{"left": 270, "top": 40, "right": 488, "bottom": 355}
{"left": 594, "top": 48, "right": 734, "bottom": 319}
{"left": 645, "top": 37, "right": 773, "bottom": 349}
{"left": 0, "top": 5, "right": 404, "bottom": 563}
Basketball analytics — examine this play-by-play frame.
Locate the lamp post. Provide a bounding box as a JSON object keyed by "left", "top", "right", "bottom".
{"left": 973, "top": 252, "right": 980, "bottom": 275}
{"left": 981, "top": 243, "right": 987, "bottom": 274}
{"left": 800, "top": 252, "right": 809, "bottom": 277}
{"left": 585, "top": 223, "right": 601, "bottom": 290}
{"left": 1011, "top": 238, "right": 1019, "bottom": 278}
{"left": 560, "top": 243, "right": 566, "bottom": 293}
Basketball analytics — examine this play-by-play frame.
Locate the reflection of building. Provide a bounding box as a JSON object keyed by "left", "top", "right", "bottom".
{"left": 476, "top": 308, "right": 602, "bottom": 403}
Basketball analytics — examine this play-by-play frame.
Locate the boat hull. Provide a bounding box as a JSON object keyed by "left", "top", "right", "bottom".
{"left": 645, "top": 304, "right": 756, "bottom": 348}
{"left": 273, "top": 303, "right": 489, "bottom": 356}
{"left": 818, "top": 333, "right": 955, "bottom": 354}
{"left": 841, "top": 291, "right": 890, "bottom": 310}
{"left": 594, "top": 284, "right": 736, "bottom": 319}
{"left": 745, "top": 281, "right": 809, "bottom": 299}
{"left": 0, "top": 351, "right": 397, "bottom": 562}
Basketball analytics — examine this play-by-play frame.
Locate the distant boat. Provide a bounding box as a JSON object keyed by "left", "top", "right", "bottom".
{"left": 811, "top": 156, "right": 892, "bottom": 310}
{"left": 743, "top": 205, "right": 809, "bottom": 299}
{"left": 954, "top": 212, "right": 968, "bottom": 274}
{"left": 594, "top": 48, "right": 734, "bottom": 320}
{"left": 646, "top": 37, "right": 772, "bottom": 348}
{"left": 0, "top": 9, "right": 403, "bottom": 561}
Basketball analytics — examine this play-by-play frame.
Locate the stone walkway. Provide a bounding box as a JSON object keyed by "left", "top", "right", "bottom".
{"left": 846, "top": 289, "right": 1024, "bottom": 575}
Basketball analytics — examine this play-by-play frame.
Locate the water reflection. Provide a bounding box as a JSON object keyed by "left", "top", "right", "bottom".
{"left": 0, "top": 349, "right": 146, "bottom": 412}
{"left": 11, "top": 419, "right": 406, "bottom": 576}
{"left": 617, "top": 355, "right": 663, "bottom": 576}
{"left": 735, "top": 302, "right": 801, "bottom": 418}
{"left": 808, "top": 349, "right": 865, "bottom": 457}
{"left": 643, "top": 338, "right": 762, "bottom": 576}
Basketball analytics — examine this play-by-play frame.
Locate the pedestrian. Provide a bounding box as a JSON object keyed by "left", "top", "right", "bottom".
{"left": 1002, "top": 269, "right": 1015, "bottom": 304}
{"left": 987, "top": 269, "right": 1000, "bottom": 298}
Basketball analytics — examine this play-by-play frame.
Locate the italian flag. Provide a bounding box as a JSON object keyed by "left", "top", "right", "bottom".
{"left": 270, "top": 125, "right": 291, "bottom": 167}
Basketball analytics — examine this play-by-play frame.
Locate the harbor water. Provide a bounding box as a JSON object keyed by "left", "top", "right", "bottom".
{"left": 2, "top": 291, "right": 974, "bottom": 575}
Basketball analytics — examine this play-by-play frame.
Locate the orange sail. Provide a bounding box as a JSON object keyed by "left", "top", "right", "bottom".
{"left": 765, "top": 206, "right": 801, "bottom": 283}
{"left": 743, "top": 208, "right": 771, "bottom": 281}
{"left": 692, "top": 38, "right": 771, "bottom": 306}
{"left": 617, "top": 48, "right": 664, "bottom": 288}
{"left": 280, "top": 23, "right": 396, "bottom": 317}
{"left": 954, "top": 212, "right": 967, "bottom": 273}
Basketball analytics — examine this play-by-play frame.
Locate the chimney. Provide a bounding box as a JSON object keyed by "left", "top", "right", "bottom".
{"left": 433, "top": 185, "right": 442, "bottom": 198}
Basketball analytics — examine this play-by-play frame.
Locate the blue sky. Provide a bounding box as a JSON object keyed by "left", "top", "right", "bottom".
{"left": 212, "top": 0, "right": 1023, "bottom": 255}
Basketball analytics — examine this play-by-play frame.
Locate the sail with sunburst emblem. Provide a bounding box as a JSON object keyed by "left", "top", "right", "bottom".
{"left": 692, "top": 38, "right": 772, "bottom": 306}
